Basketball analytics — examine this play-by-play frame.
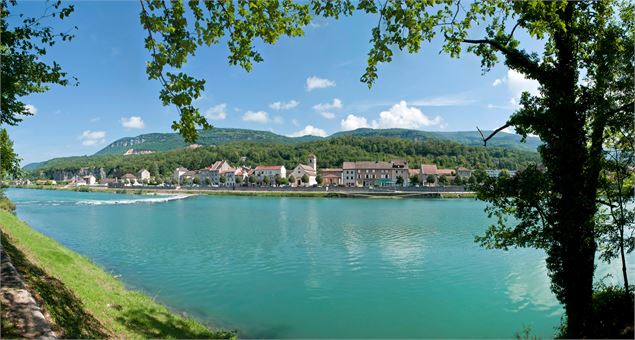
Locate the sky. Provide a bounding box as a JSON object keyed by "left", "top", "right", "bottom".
{"left": 8, "top": 1, "right": 542, "bottom": 165}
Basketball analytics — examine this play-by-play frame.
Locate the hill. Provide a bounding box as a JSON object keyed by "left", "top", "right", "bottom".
{"left": 94, "top": 128, "right": 321, "bottom": 155}
{"left": 330, "top": 128, "right": 541, "bottom": 151}
{"left": 94, "top": 127, "right": 540, "bottom": 156}
{"left": 29, "top": 136, "right": 540, "bottom": 179}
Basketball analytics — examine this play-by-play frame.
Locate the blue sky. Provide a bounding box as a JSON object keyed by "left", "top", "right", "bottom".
{"left": 8, "top": 2, "right": 542, "bottom": 165}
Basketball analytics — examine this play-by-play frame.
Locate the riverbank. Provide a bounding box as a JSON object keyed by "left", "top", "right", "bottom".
{"left": 10, "top": 184, "right": 477, "bottom": 199}
{"left": 0, "top": 210, "right": 234, "bottom": 339}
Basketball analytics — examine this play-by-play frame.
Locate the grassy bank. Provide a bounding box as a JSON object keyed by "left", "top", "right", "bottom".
{"left": 0, "top": 210, "right": 234, "bottom": 339}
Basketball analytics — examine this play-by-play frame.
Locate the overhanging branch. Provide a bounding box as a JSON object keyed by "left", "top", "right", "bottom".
{"left": 477, "top": 122, "right": 512, "bottom": 147}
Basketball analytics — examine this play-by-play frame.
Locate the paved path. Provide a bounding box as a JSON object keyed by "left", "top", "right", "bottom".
{"left": 1, "top": 243, "right": 56, "bottom": 338}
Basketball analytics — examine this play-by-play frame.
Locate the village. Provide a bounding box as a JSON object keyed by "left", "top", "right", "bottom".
{"left": 26, "top": 154, "right": 517, "bottom": 190}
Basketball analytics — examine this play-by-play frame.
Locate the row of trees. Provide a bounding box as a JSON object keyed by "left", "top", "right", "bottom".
{"left": 29, "top": 136, "right": 539, "bottom": 180}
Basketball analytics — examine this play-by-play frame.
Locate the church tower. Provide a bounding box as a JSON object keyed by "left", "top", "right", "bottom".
{"left": 308, "top": 153, "right": 317, "bottom": 171}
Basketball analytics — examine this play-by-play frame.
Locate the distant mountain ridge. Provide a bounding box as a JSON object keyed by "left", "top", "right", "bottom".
{"left": 94, "top": 127, "right": 540, "bottom": 156}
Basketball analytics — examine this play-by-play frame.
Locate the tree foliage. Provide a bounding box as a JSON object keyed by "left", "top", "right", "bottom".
{"left": 1, "top": 0, "right": 76, "bottom": 126}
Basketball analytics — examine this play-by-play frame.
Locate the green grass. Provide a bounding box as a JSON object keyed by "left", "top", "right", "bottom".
{"left": 0, "top": 210, "right": 235, "bottom": 339}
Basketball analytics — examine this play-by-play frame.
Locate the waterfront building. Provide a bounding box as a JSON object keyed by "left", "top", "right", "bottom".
{"left": 138, "top": 169, "right": 151, "bottom": 181}
{"left": 320, "top": 168, "right": 343, "bottom": 186}
{"left": 342, "top": 160, "right": 409, "bottom": 187}
{"left": 289, "top": 154, "right": 318, "bottom": 187}
{"left": 254, "top": 165, "right": 286, "bottom": 185}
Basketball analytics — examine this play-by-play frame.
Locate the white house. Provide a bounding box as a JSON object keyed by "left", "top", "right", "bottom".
{"left": 83, "top": 175, "right": 96, "bottom": 186}
{"left": 173, "top": 167, "right": 188, "bottom": 182}
{"left": 254, "top": 165, "right": 286, "bottom": 185}
{"left": 289, "top": 154, "right": 318, "bottom": 187}
{"left": 138, "top": 169, "right": 151, "bottom": 181}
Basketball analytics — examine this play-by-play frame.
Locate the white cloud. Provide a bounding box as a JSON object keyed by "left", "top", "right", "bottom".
{"left": 492, "top": 78, "right": 505, "bottom": 87}
{"left": 290, "top": 125, "right": 328, "bottom": 137}
{"left": 507, "top": 69, "right": 540, "bottom": 98}
{"left": 121, "top": 116, "right": 145, "bottom": 129}
{"left": 409, "top": 95, "right": 475, "bottom": 107}
{"left": 24, "top": 104, "right": 38, "bottom": 115}
{"left": 320, "top": 111, "right": 336, "bottom": 119}
{"left": 340, "top": 101, "right": 442, "bottom": 131}
{"left": 306, "top": 76, "right": 336, "bottom": 91}
{"left": 90, "top": 117, "right": 100, "bottom": 123}
{"left": 80, "top": 130, "right": 106, "bottom": 146}
{"left": 313, "top": 98, "right": 342, "bottom": 111}
{"left": 341, "top": 114, "right": 372, "bottom": 131}
{"left": 374, "top": 101, "right": 442, "bottom": 128}
{"left": 269, "top": 100, "right": 299, "bottom": 110}
{"left": 205, "top": 104, "right": 227, "bottom": 120}
{"left": 242, "top": 110, "right": 269, "bottom": 124}
{"left": 291, "top": 119, "right": 299, "bottom": 127}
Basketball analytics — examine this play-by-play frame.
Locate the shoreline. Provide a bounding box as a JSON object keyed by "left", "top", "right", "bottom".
{"left": 8, "top": 185, "right": 477, "bottom": 199}
{"left": 0, "top": 209, "right": 234, "bottom": 338}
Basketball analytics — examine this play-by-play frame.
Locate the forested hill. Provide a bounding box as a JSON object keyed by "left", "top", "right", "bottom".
{"left": 94, "top": 127, "right": 541, "bottom": 156}
{"left": 30, "top": 136, "right": 540, "bottom": 179}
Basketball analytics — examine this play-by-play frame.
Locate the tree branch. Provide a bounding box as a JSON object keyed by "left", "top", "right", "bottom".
{"left": 461, "top": 38, "right": 548, "bottom": 84}
{"left": 477, "top": 122, "right": 512, "bottom": 147}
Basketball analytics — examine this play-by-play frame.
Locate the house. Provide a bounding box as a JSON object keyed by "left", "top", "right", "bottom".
{"left": 254, "top": 165, "right": 286, "bottom": 185}
{"left": 198, "top": 160, "right": 232, "bottom": 185}
{"left": 138, "top": 169, "right": 151, "bottom": 181}
{"left": 181, "top": 170, "right": 197, "bottom": 184}
{"left": 220, "top": 169, "right": 236, "bottom": 187}
{"left": 121, "top": 173, "right": 137, "bottom": 185}
{"left": 321, "top": 168, "right": 343, "bottom": 186}
{"left": 173, "top": 167, "right": 188, "bottom": 182}
{"left": 98, "top": 178, "right": 117, "bottom": 185}
{"left": 486, "top": 169, "right": 517, "bottom": 177}
{"left": 408, "top": 168, "right": 421, "bottom": 184}
{"left": 289, "top": 154, "right": 318, "bottom": 187}
{"left": 455, "top": 167, "right": 472, "bottom": 178}
{"left": 421, "top": 164, "right": 438, "bottom": 185}
{"left": 342, "top": 160, "right": 409, "bottom": 187}
{"left": 437, "top": 168, "right": 455, "bottom": 176}
{"left": 83, "top": 175, "right": 96, "bottom": 185}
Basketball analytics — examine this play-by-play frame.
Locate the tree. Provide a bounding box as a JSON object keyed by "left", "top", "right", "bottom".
{"left": 410, "top": 175, "right": 420, "bottom": 186}
{"left": 151, "top": 162, "right": 160, "bottom": 178}
{"left": 192, "top": 177, "right": 200, "bottom": 185}
{"left": 288, "top": 175, "right": 296, "bottom": 185}
{"left": 453, "top": 176, "right": 463, "bottom": 186}
{"left": 219, "top": 175, "right": 226, "bottom": 184}
{"left": 1, "top": 0, "right": 77, "bottom": 126}
{"left": 235, "top": 176, "right": 243, "bottom": 185}
{"left": 597, "top": 129, "right": 635, "bottom": 292}
{"left": 0, "top": 129, "right": 19, "bottom": 179}
{"left": 426, "top": 175, "right": 436, "bottom": 186}
{"left": 316, "top": 174, "right": 323, "bottom": 185}
{"left": 301, "top": 174, "right": 309, "bottom": 184}
{"left": 438, "top": 175, "right": 448, "bottom": 186}
{"left": 396, "top": 176, "right": 404, "bottom": 186}
{"left": 248, "top": 175, "right": 256, "bottom": 185}
{"left": 263, "top": 176, "right": 270, "bottom": 186}
{"left": 204, "top": 177, "right": 211, "bottom": 186}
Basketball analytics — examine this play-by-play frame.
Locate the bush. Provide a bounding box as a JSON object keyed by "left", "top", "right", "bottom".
{"left": 557, "top": 285, "right": 634, "bottom": 338}
{"left": 0, "top": 194, "right": 15, "bottom": 214}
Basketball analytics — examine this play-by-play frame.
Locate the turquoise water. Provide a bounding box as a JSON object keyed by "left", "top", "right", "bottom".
{"left": 7, "top": 188, "right": 629, "bottom": 338}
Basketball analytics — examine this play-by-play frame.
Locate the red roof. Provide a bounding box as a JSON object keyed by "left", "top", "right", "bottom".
{"left": 421, "top": 164, "right": 438, "bottom": 174}
{"left": 255, "top": 165, "right": 284, "bottom": 171}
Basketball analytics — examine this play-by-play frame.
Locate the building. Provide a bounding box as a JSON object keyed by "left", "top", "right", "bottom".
{"left": 486, "top": 169, "right": 517, "bottom": 177}
{"left": 121, "top": 173, "right": 137, "bottom": 185}
{"left": 198, "top": 160, "right": 232, "bottom": 185}
{"left": 83, "top": 175, "right": 96, "bottom": 185}
{"left": 321, "top": 168, "right": 343, "bottom": 186}
{"left": 220, "top": 169, "right": 236, "bottom": 187}
{"left": 289, "top": 154, "right": 318, "bottom": 187}
{"left": 342, "top": 160, "right": 409, "bottom": 187}
{"left": 455, "top": 167, "right": 472, "bottom": 178}
{"left": 421, "top": 164, "right": 438, "bottom": 185}
{"left": 408, "top": 168, "right": 421, "bottom": 184}
{"left": 173, "top": 167, "right": 188, "bottom": 182}
{"left": 138, "top": 169, "right": 151, "bottom": 181}
{"left": 254, "top": 165, "right": 286, "bottom": 185}
{"left": 124, "top": 149, "right": 154, "bottom": 156}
